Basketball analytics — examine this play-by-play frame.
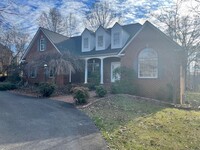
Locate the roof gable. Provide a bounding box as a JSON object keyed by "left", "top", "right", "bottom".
{"left": 81, "top": 28, "right": 94, "bottom": 35}
{"left": 112, "top": 22, "right": 123, "bottom": 29}
{"left": 118, "top": 21, "right": 183, "bottom": 55}
{"left": 96, "top": 25, "right": 110, "bottom": 34}
{"left": 22, "top": 28, "right": 41, "bottom": 60}
{"left": 22, "top": 28, "right": 69, "bottom": 60}
{"left": 144, "top": 21, "right": 183, "bottom": 50}
{"left": 40, "top": 28, "right": 68, "bottom": 44}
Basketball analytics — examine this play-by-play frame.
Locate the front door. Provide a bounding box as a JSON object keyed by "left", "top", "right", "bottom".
{"left": 111, "top": 62, "right": 120, "bottom": 82}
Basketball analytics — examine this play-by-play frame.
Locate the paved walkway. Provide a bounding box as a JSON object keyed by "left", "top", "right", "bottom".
{"left": 50, "top": 91, "right": 96, "bottom": 104}
{"left": 0, "top": 91, "right": 107, "bottom": 150}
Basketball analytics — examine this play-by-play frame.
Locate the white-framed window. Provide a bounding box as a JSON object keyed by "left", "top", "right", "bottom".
{"left": 97, "top": 35, "right": 103, "bottom": 47}
{"left": 40, "top": 38, "right": 45, "bottom": 51}
{"left": 138, "top": 48, "right": 158, "bottom": 78}
{"left": 83, "top": 37, "right": 89, "bottom": 49}
{"left": 113, "top": 32, "right": 120, "bottom": 46}
{"left": 111, "top": 62, "right": 121, "bottom": 82}
{"left": 30, "top": 67, "right": 37, "bottom": 78}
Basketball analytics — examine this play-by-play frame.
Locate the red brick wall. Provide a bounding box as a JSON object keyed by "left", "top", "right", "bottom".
{"left": 121, "top": 25, "right": 183, "bottom": 103}
{"left": 25, "top": 30, "right": 67, "bottom": 86}
{"left": 25, "top": 31, "right": 58, "bottom": 61}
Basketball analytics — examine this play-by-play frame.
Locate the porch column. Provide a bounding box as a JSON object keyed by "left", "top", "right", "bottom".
{"left": 69, "top": 68, "right": 71, "bottom": 83}
{"left": 100, "top": 58, "right": 104, "bottom": 84}
{"left": 84, "top": 58, "right": 88, "bottom": 84}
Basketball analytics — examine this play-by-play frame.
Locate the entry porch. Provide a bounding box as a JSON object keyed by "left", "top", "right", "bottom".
{"left": 83, "top": 56, "right": 121, "bottom": 84}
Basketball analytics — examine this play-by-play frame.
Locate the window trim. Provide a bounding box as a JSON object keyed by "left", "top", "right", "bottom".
{"left": 83, "top": 37, "right": 89, "bottom": 49}
{"left": 113, "top": 32, "right": 120, "bottom": 46}
{"left": 138, "top": 48, "right": 158, "bottom": 79}
{"left": 97, "top": 35, "right": 103, "bottom": 48}
{"left": 40, "top": 38, "right": 45, "bottom": 51}
{"left": 111, "top": 62, "right": 121, "bottom": 82}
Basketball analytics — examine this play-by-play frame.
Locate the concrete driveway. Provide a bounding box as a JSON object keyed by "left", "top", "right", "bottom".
{"left": 0, "top": 91, "right": 107, "bottom": 150}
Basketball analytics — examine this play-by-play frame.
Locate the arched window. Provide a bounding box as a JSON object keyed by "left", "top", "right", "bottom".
{"left": 138, "top": 48, "right": 158, "bottom": 78}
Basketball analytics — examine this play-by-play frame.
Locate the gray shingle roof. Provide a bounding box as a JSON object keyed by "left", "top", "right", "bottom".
{"left": 80, "top": 23, "right": 142, "bottom": 57}
{"left": 55, "top": 36, "right": 82, "bottom": 55}
{"left": 41, "top": 23, "right": 143, "bottom": 57}
{"left": 40, "top": 27, "right": 69, "bottom": 44}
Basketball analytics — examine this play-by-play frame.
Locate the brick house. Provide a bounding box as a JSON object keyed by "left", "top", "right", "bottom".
{"left": 22, "top": 21, "right": 185, "bottom": 103}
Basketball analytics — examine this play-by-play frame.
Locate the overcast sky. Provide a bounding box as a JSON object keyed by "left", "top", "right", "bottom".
{"left": 0, "top": 0, "right": 198, "bottom": 38}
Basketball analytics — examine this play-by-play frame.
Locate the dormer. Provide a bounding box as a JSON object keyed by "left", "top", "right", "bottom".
{"left": 95, "top": 26, "right": 110, "bottom": 51}
{"left": 111, "top": 23, "right": 129, "bottom": 49}
{"left": 81, "top": 28, "right": 95, "bottom": 52}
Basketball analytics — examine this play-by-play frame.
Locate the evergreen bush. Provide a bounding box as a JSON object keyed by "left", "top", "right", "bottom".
{"left": 95, "top": 85, "right": 107, "bottom": 97}
{"left": 72, "top": 86, "right": 89, "bottom": 104}
{"left": 38, "top": 83, "right": 55, "bottom": 97}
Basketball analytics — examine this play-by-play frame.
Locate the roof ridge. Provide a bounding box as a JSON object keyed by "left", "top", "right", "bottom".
{"left": 39, "top": 27, "right": 68, "bottom": 38}
{"left": 122, "top": 22, "right": 142, "bottom": 27}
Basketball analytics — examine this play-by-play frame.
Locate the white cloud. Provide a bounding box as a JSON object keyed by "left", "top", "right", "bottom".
{"left": 3, "top": 0, "right": 197, "bottom": 39}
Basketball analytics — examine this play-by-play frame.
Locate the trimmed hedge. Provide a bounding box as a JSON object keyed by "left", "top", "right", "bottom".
{"left": 0, "top": 82, "right": 17, "bottom": 91}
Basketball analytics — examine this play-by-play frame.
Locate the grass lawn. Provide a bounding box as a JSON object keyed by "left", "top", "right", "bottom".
{"left": 185, "top": 92, "right": 200, "bottom": 108}
{"left": 81, "top": 94, "right": 200, "bottom": 150}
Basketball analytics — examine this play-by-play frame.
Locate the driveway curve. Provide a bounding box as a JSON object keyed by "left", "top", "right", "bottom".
{"left": 0, "top": 91, "right": 107, "bottom": 150}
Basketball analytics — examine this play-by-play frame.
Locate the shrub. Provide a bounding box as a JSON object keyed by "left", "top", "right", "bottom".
{"left": 0, "top": 76, "right": 7, "bottom": 82}
{"left": 111, "top": 67, "right": 137, "bottom": 95}
{"left": 95, "top": 86, "right": 107, "bottom": 97}
{"left": 87, "top": 71, "right": 100, "bottom": 90}
{"left": 38, "top": 83, "right": 55, "bottom": 97}
{"left": 111, "top": 81, "right": 121, "bottom": 94}
{"left": 0, "top": 82, "right": 17, "bottom": 91}
{"left": 72, "top": 86, "right": 89, "bottom": 105}
{"left": 6, "top": 73, "right": 21, "bottom": 83}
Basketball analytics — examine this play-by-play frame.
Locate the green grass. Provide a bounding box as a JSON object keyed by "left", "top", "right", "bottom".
{"left": 82, "top": 94, "right": 200, "bottom": 150}
{"left": 186, "top": 92, "right": 200, "bottom": 108}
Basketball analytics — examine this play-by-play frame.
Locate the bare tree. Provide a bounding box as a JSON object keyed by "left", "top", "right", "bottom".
{"left": 84, "top": 1, "right": 122, "bottom": 31}
{"left": 38, "top": 7, "right": 64, "bottom": 34}
{"left": 1, "top": 27, "right": 29, "bottom": 62}
{"left": 152, "top": 0, "right": 200, "bottom": 90}
{"left": 64, "top": 13, "right": 79, "bottom": 37}
{"left": 0, "top": 44, "right": 12, "bottom": 76}
{"left": 153, "top": 0, "right": 200, "bottom": 67}
{"left": 0, "top": 0, "right": 18, "bottom": 26}
{"left": 0, "top": 26, "right": 29, "bottom": 78}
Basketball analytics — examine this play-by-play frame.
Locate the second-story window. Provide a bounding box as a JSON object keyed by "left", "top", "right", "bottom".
{"left": 113, "top": 32, "right": 120, "bottom": 46}
{"left": 40, "top": 38, "right": 45, "bottom": 51}
{"left": 98, "top": 35, "right": 103, "bottom": 47}
{"left": 83, "top": 38, "right": 89, "bottom": 49}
